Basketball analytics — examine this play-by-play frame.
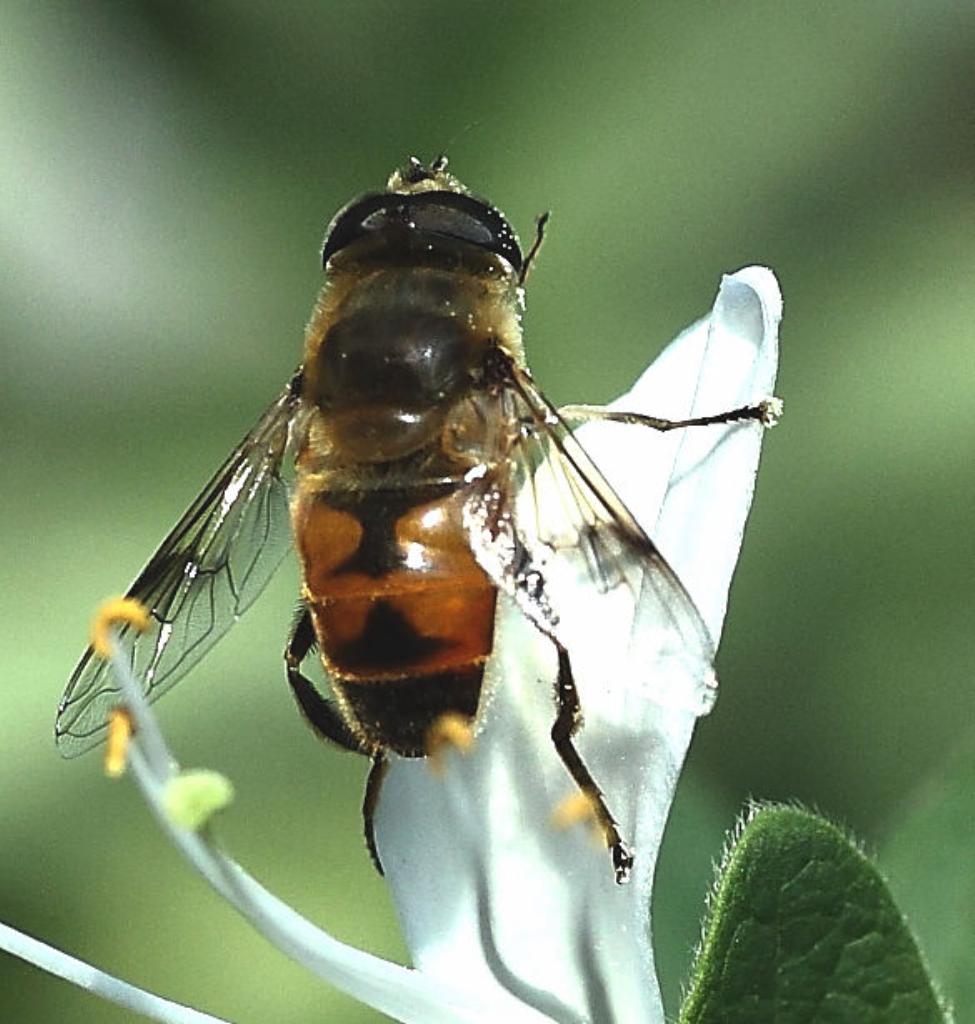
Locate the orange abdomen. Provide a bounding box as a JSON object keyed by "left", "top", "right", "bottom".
{"left": 292, "top": 479, "right": 497, "bottom": 755}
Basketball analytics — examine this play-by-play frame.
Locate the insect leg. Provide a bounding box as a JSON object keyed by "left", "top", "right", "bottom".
{"left": 558, "top": 399, "right": 780, "bottom": 432}
{"left": 551, "top": 642, "right": 634, "bottom": 884}
{"left": 363, "top": 754, "right": 389, "bottom": 876}
{"left": 284, "top": 607, "right": 361, "bottom": 753}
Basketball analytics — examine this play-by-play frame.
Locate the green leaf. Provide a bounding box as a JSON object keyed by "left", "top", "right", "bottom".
{"left": 881, "top": 738, "right": 975, "bottom": 1020}
{"left": 679, "top": 804, "right": 948, "bottom": 1024}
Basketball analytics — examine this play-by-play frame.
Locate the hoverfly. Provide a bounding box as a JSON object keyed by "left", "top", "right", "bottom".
{"left": 57, "top": 156, "right": 766, "bottom": 883}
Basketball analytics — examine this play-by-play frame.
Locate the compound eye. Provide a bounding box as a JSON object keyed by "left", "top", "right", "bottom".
{"left": 409, "top": 202, "right": 496, "bottom": 250}
{"left": 321, "top": 191, "right": 522, "bottom": 273}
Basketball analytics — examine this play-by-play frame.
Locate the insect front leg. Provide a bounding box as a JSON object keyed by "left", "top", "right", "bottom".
{"left": 284, "top": 606, "right": 361, "bottom": 751}
{"left": 558, "top": 398, "right": 781, "bottom": 433}
{"left": 551, "top": 642, "right": 634, "bottom": 885}
{"left": 284, "top": 607, "right": 387, "bottom": 874}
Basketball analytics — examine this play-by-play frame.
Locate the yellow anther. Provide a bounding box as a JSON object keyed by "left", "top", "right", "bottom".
{"left": 104, "top": 707, "right": 134, "bottom": 778}
{"left": 551, "top": 791, "right": 613, "bottom": 848}
{"left": 425, "top": 712, "right": 475, "bottom": 776}
{"left": 551, "top": 790, "right": 599, "bottom": 830}
{"left": 90, "top": 597, "right": 150, "bottom": 658}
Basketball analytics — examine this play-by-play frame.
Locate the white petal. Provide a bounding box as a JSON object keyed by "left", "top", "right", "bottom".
{"left": 111, "top": 632, "right": 555, "bottom": 1024}
{"left": 377, "top": 267, "right": 782, "bottom": 1023}
{"left": 655, "top": 266, "right": 780, "bottom": 640}
{"left": 380, "top": 610, "right": 663, "bottom": 1023}
{"left": 599, "top": 265, "right": 781, "bottom": 640}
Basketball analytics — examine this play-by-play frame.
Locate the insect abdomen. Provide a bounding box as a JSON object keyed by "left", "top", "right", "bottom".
{"left": 292, "top": 481, "right": 497, "bottom": 756}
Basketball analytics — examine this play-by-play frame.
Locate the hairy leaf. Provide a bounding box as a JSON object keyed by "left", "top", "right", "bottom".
{"left": 680, "top": 805, "right": 947, "bottom": 1024}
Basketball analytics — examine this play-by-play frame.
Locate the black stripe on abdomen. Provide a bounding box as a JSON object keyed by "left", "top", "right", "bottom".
{"left": 337, "top": 663, "right": 485, "bottom": 757}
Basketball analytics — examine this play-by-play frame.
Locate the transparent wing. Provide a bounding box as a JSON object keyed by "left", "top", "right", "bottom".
{"left": 55, "top": 379, "right": 304, "bottom": 756}
{"left": 465, "top": 358, "right": 718, "bottom": 715}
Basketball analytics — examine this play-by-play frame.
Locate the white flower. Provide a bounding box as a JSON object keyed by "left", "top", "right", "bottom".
{"left": 0, "top": 266, "right": 780, "bottom": 1024}
{"left": 374, "top": 265, "right": 782, "bottom": 1023}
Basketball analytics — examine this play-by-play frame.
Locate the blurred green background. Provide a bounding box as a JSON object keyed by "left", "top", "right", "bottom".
{"left": 2, "top": 2, "right": 972, "bottom": 1021}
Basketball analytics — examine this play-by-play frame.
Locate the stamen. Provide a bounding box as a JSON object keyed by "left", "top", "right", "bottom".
{"left": 425, "top": 712, "right": 475, "bottom": 776}
{"left": 104, "top": 708, "right": 134, "bottom": 778}
{"left": 551, "top": 791, "right": 598, "bottom": 831}
{"left": 90, "top": 597, "right": 150, "bottom": 658}
{"left": 551, "top": 791, "right": 621, "bottom": 855}
{"left": 553, "top": 790, "right": 622, "bottom": 864}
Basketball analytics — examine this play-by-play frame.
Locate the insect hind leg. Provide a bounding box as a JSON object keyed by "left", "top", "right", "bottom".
{"left": 551, "top": 642, "right": 633, "bottom": 884}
